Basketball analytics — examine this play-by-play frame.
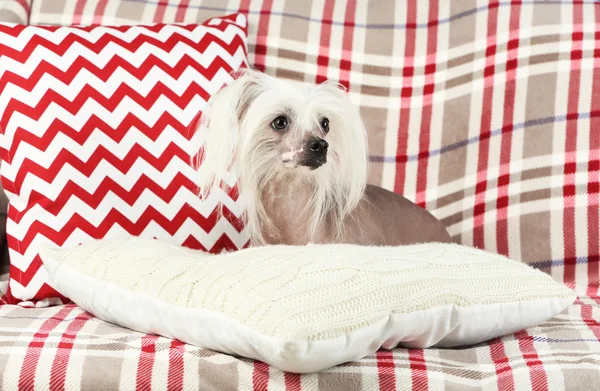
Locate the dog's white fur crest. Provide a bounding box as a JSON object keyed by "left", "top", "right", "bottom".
{"left": 194, "top": 68, "right": 368, "bottom": 245}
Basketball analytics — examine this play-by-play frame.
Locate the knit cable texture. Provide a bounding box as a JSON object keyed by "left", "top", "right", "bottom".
{"left": 43, "top": 238, "right": 574, "bottom": 341}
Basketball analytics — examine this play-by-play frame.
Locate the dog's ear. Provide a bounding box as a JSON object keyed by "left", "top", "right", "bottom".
{"left": 194, "top": 68, "right": 263, "bottom": 198}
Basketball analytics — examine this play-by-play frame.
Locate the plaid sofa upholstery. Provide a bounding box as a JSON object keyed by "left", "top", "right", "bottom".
{"left": 0, "top": 0, "right": 29, "bottom": 24}
{"left": 1, "top": 282, "right": 599, "bottom": 391}
{"left": 1, "top": 0, "right": 600, "bottom": 390}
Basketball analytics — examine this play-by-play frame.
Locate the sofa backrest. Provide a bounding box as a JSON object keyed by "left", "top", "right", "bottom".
{"left": 1, "top": 0, "right": 598, "bottom": 293}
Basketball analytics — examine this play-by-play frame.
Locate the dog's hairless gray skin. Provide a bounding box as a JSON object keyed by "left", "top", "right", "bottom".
{"left": 260, "top": 173, "right": 453, "bottom": 246}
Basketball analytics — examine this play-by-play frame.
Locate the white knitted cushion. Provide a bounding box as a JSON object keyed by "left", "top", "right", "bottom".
{"left": 40, "top": 237, "right": 575, "bottom": 373}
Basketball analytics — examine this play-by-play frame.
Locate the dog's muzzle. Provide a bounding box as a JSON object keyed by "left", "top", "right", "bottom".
{"left": 300, "top": 137, "right": 328, "bottom": 169}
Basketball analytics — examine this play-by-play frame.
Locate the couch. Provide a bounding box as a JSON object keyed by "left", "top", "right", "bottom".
{"left": 0, "top": 0, "right": 599, "bottom": 390}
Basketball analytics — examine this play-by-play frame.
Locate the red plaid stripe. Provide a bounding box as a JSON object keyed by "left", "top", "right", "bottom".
{"left": 515, "top": 330, "right": 549, "bottom": 391}
{"left": 136, "top": 335, "right": 160, "bottom": 390}
{"left": 1, "top": 296, "right": 600, "bottom": 390}
{"left": 316, "top": 0, "right": 335, "bottom": 85}
{"left": 18, "top": 306, "right": 76, "bottom": 390}
{"left": 587, "top": 4, "right": 600, "bottom": 299}
{"left": 253, "top": 361, "right": 270, "bottom": 390}
{"left": 563, "top": 4, "right": 584, "bottom": 290}
{"left": 167, "top": 340, "right": 186, "bottom": 391}
{"left": 284, "top": 373, "right": 301, "bottom": 391}
{"left": 414, "top": 0, "right": 439, "bottom": 209}
{"left": 393, "top": 0, "right": 417, "bottom": 196}
{"left": 408, "top": 349, "right": 428, "bottom": 390}
{"left": 2, "top": 0, "right": 598, "bottom": 389}
{"left": 253, "top": 0, "right": 274, "bottom": 73}
{"left": 376, "top": 350, "right": 396, "bottom": 390}
{"left": 495, "top": 3, "right": 521, "bottom": 257}
{"left": 49, "top": 311, "right": 93, "bottom": 390}
{"left": 489, "top": 337, "right": 516, "bottom": 391}
{"left": 337, "top": 0, "right": 355, "bottom": 90}
{"left": 473, "top": 2, "right": 499, "bottom": 251}
{"left": 582, "top": 300, "right": 600, "bottom": 347}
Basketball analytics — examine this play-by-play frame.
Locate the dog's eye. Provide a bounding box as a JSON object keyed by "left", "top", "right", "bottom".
{"left": 271, "top": 116, "right": 288, "bottom": 131}
{"left": 320, "top": 117, "right": 330, "bottom": 133}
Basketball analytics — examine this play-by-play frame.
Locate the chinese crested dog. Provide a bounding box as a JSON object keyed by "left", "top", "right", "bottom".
{"left": 195, "top": 69, "right": 452, "bottom": 247}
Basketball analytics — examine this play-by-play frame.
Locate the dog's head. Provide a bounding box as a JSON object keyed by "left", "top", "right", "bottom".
{"left": 194, "top": 68, "right": 368, "bottom": 241}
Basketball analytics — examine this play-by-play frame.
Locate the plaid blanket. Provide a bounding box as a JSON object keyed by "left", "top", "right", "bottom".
{"left": 24, "top": 0, "right": 600, "bottom": 295}
{"left": 2, "top": 0, "right": 600, "bottom": 389}
{"left": 1, "top": 280, "right": 599, "bottom": 390}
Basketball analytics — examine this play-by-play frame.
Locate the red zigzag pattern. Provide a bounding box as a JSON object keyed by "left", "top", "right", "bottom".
{"left": 0, "top": 14, "right": 251, "bottom": 306}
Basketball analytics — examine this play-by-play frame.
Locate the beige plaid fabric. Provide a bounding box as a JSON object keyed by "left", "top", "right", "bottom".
{"left": 1, "top": 0, "right": 599, "bottom": 389}
{"left": 1, "top": 281, "right": 599, "bottom": 391}
{"left": 0, "top": 0, "right": 29, "bottom": 24}
{"left": 28, "top": 1, "right": 600, "bottom": 293}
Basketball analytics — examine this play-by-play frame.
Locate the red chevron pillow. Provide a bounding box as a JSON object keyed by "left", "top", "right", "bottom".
{"left": 0, "top": 15, "right": 250, "bottom": 307}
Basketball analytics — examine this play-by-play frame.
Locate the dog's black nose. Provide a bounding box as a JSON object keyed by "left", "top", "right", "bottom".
{"left": 309, "top": 138, "right": 329, "bottom": 153}
{"left": 301, "top": 138, "right": 328, "bottom": 169}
